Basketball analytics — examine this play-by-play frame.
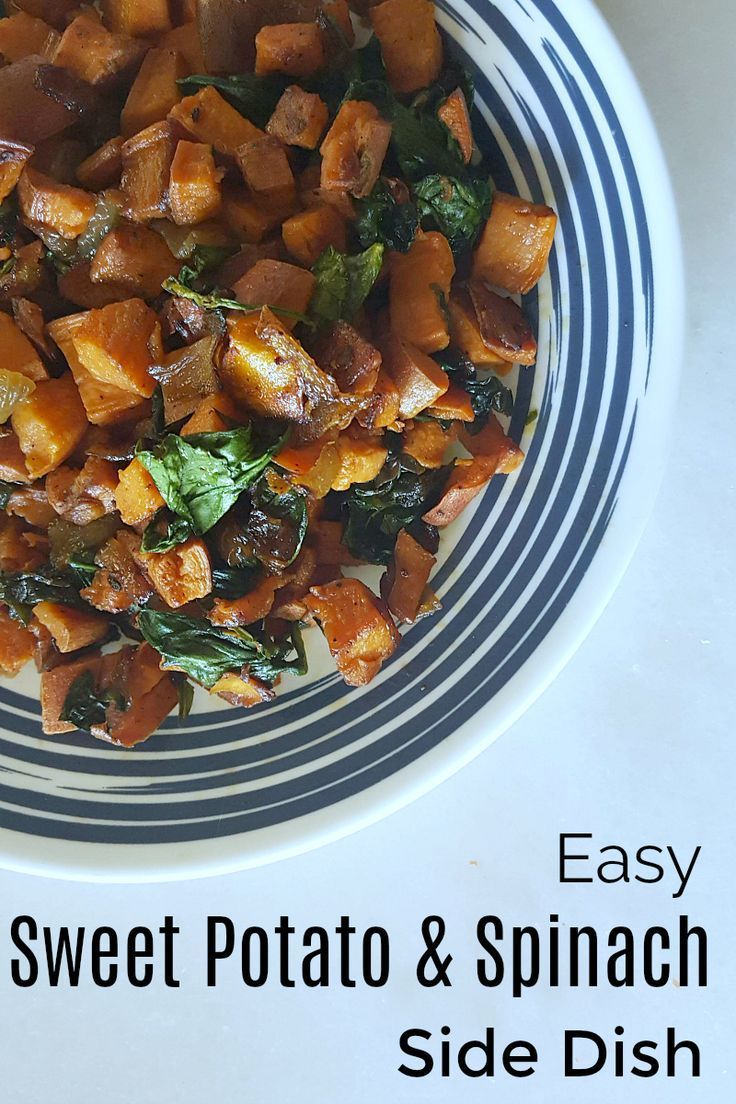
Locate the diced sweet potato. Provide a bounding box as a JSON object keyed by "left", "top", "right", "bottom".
{"left": 438, "top": 87, "right": 473, "bottom": 164}
{"left": 33, "top": 600, "right": 108, "bottom": 653}
{"left": 50, "top": 299, "right": 160, "bottom": 399}
{"left": 356, "top": 367, "right": 400, "bottom": 430}
{"left": 281, "top": 204, "right": 347, "bottom": 267}
{"left": 0, "top": 313, "right": 47, "bottom": 382}
{"left": 0, "top": 11, "right": 58, "bottom": 63}
{"left": 222, "top": 187, "right": 279, "bottom": 243}
{"left": 390, "top": 230, "right": 455, "bottom": 353}
{"left": 150, "top": 334, "right": 220, "bottom": 423}
{"left": 196, "top": 0, "right": 321, "bottom": 74}
{"left": 459, "top": 414, "right": 524, "bottom": 472}
{"left": 320, "top": 100, "right": 392, "bottom": 198}
{"left": 331, "top": 435, "right": 387, "bottom": 490}
{"left": 231, "top": 259, "right": 315, "bottom": 332}
{"left": 0, "top": 56, "right": 78, "bottom": 146}
{"left": 422, "top": 418, "right": 523, "bottom": 527}
{"left": 380, "top": 528, "right": 436, "bottom": 623}
{"left": 11, "top": 297, "right": 55, "bottom": 365}
{"left": 428, "top": 383, "right": 475, "bottom": 422}
{"left": 180, "top": 392, "right": 240, "bottom": 435}
{"left": 169, "top": 86, "right": 262, "bottom": 157}
{"left": 237, "top": 135, "right": 295, "bottom": 211}
{"left": 11, "top": 374, "right": 87, "bottom": 479}
{"left": 17, "top": 166, "right": 95, "bottom": 240}
{"left": 6, "top": 485, "right": 55, "bottom": 528}
{"left": 221, "top": 307, "right": 337, "bottom": 421}
{"left": 0, "top": 606, "right": 35, "bottom": 677}
{"left": 255, "top": 22, "right": 325, "bottom": 77}
{"left": 120, "top": 47, "right": 185, "bottom": 139}
{"left": 0, "top": 138, "right": 33, "bottom": 204}
{"left": 466, "top": 279, "right": 537, "bottom": 366}
{"left": 115, "top": 457, "right": 166, "bottom": 526}
{"left": 168, "top": 140, "right": 223, "bottom": 226}
{"left": 448, "top": 287, "right": 509, "bottom": 370}
{"left": 12, "top": 2, "right": 78, "bottom": 31}
{"left": 0, "top": 433, "right": 31, "bottom": 484}
{"left": 41, "top": 651, "right": 103, "bottom": 733}
{"left": 104, "top": 670, "right": 178, "bottom": 747}
{"left": 139, "top": 536, "right": 213, "bottom": 608}
{"left": 381, "top": 335, "right": 448, "bottom": 419}
{"left": 58, "top": 262, "right": 130, "bottom": 311}
{"left": 121, "top": 121, "right": 176, "bottom": 223}
{"left": 76, "top": 136, "right": 123, "bottom": 191}
{"left": 305, "top": 577, "right": 399, "bottom": 686}
{"left": 369, "top": 0, "right": 442, "bottom": 95}
{"left": 315, "top": 321, "right": 382, "bottom": 395}
{"left": 86, "top": 531, "right": 154, "bottom": 612}
{"left": 90, "top": 223, "right": 179, "bottom": 300}
{"left": 158, "top": 20, "right": 205, "bottom": 73}
{"left": 46, "top": 457, "right": 119, "bottom": 525}
{"left": 101, "top": 0, "right": 172, "bottom": 37}
{"left": 472, "top": 190, "right": 557, "bottom": 294}
{"left": 210, "top": 671, "right": 273, "bottom": 707}
{"left": 267, "top": 84, "right": 329, "bottom": 149}
{"left": 53, "top": 12, "right": 144, "bottom": 87}
{"left": 322, "top": 0, "right": 355, "bottom": 44}
{"left": 402, "top": 418, "right": 453, "bottom": 468}
{"left": 209, "top": 574, "right": 286, "bottom": 627}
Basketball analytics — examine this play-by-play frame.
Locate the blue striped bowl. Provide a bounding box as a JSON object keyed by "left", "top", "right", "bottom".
{"left": 0, "top": 0, "right": 682, "bottom": 880}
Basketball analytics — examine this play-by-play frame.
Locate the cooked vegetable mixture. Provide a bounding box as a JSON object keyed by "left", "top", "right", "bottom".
{"left": 0, "top": 0, "right": 556, "bottom": 746}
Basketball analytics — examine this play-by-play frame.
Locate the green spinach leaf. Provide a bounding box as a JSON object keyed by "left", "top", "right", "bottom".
{"left": 211, "top": 564, "right": 261, "bottom": 599}
{"left": 0, "top": 566, "right": 85, "bottom": 624}
{"left": 354, "top": 179, "right": 419, "bottom": 252}
{"left": 434, "top": 349, "right": 514, "bottom": 429}
{"left": 342, "top": 461, "right": 450, "bottom": 565}
{"left": 246, "top": 471, "right": 309, "bottom": 570}
{"left": 310, "top": 244, "right": 384, "bottom": 325}
{"left": 60, "top": 670, "right": 127, "bottom": 733}
{"left": 174, "top": 676, "right": 194, "bottom": 720}
{"left": 413, "top": 173, "right": 492, "bottom": 253}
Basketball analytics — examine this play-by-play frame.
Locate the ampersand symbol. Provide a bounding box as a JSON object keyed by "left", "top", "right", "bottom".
{"left": 416, "top": 915, "right": 453, "bottom": 987}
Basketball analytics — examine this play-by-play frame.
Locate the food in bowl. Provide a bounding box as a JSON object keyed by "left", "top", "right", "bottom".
{"left": 0, "top": 0, "right": 556, "bottom": 746}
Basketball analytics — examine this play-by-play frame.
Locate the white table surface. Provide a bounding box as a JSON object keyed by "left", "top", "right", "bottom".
{"left": 0, "top": 2, "right": 733, "bottom": 1100}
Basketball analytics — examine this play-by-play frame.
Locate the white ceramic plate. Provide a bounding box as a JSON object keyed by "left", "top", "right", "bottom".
{"left": 0, "top": 0, "right": 683, "bottom": 880}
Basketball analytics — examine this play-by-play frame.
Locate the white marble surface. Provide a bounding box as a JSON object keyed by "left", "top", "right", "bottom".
{"left": 0, "top": 2, "right": 733, "bottom": 1100}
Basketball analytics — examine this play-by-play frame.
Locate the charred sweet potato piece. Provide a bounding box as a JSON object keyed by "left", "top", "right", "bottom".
{"left": 390, "top": 230, "right": 455, "bottom": 353}
{"left": 459, "top": 415, "right": 524, "bottom": 472}
{"left": 121, "top": 121, "right": 176, "bottom": 223}
{"left": 221, "top": 307, "right": 337, "bottom": 421}
{"left": 305, "top": 577, "right": 399, "bottom": 686}
{"left": 428, "top": 383, "right": 475, "bottom": 422}
{"left": 237, "top": 135, "right": 296, "bottom": 211}
{"left": 231, "top": 259, "right": 315, "bottom": 332}
{"left": 314, "top": 321, "right": 382, "bottom": 396}
{"left": 95, "top": 643, "right": 178, "bottom": 748}
{"left": 422, "top": 417, "right": 523, "bottom": 527}
{"left": 115, "top": 457, "right": 166, "bottom": 527}
{"left": 380, "top": 528, "right": 436, "bottom": 623}
{"left": 438, "top": 87, "right": 473, "bottom": 164}
{"left": 0, "top": 12, "right": 58, "bottom": 63}
{"left": 169, "top": 140, "right": 223, "bottom": 226}
{"left": 11, "top": 298, "right": 55, "bottom": 365}
{"left": 320, "top": 100, "right": 392, "bottom": 198}
{"left": 402, "top": 418, "right": 453, "bottom": 468}
{"left": 222, "top": 187, "right": 279, "bottom": 243}
{"left": 6, "top": 485, "right": 55, "bottom": 528}
{"left": 120, "top": 47, "right": 185, "bottom": 139}
{"left": 472, "top": 191, "right": 557, "bottom": 295}
{"left": 0, "top": 139, "right": 33, "bottom": 204}
{"left": 86, "top": 530, "right": 154, "bottom": 611}
{"left": 150, "top": 335, "right": 221, "bottom": 423}
{"left": 169, "top": 86, "right": 262, "bottom": 157}
{"left": 381, "top": 335, "right": 448, "bottom": 419}
{"left": 466, "top": 279, "right": 537, "bottom": 366}
{"left": 180, "top": 392, "right": 240, "bottom": 435}
{"left": 159, "top": 20, "right": 205, "bottom": 73}
{"left": 209, "top": 671, "right": 273, "bottom": 707}
{"left": 370, "top": 0, "right": 442, "bottom": 95}
{"left": 139, "top": 536, "right": 213, "bottom": 608}
{"left": 255, "top": 22, "right": 325, "bottom": 77}
{"left": 331, "top": 434, "right": 387, "bottom": 490}
{"left": 0, "top": 313, "right": 47, "bottom": 382}
{"left": 76, "top": 137, "right": 124, "bottom": 191}
{"left": 17, "top": 166, "right": 95, "bottom": 239}
{"left": 356, "top": 367, "right": 400, "bottom": 430}
{"left": 267, "top": 84, "right": 329, "bottom": 149}
{"left": 58, "top": 262, "right": 130, "bottom": 311}
{"left": 448, "top": 287, "right": 510, "bottom": 370}
{"left": 0, "top": 433, "right": 31, "bottom": 484}
{"left": 101, "top": 0, "right": 172, "bottom": 37}
{"left": 33, "top": 600, "right": 108, "bottom": 653}
{"left": 209, "top": 574, "right": 287, "bottom": 628}
{"left": 41, "top": 651, "right": 103, "bottom": 733}
{"left": 0, "top": 606, "right": 36, "bottom": 677}
{"left": 11, "top": 374, "right": 87, "bottom": 479}
{"left": 50, "top": 299, "right": 160, "bottom": 398}
{"left": 282, "top": 204, "right": 347, "bottom": 266}
{"left": 0, "top": 56, "right": 78, "bottom": 146}
{"left": 196, "top": 0, "right": 321, "bottom": 74}
{"left": 46, "top": 457, "right": 119, "bottom": 525}
{"left": 53, "top": 12, "right": 144, "bottom": 87}
{"left": 90, "top": 223, "right": 179, "bottom": 300}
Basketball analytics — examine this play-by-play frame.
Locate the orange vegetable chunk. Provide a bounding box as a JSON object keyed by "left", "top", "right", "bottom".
{"left": 0, "top": 11, "right": 58, "bottom": 62}
{"left": 237, "top": 134, "right": 295, "bottom": 207}
{"left": 331, "top": 435, "right": 388, "bottom": 491}
{"left": 90, "top": 223, "right": 179, "bottom": 300}
{"left": 267, "top": 85, "right": 329, "bottom": 149}
{"left": 0, "top": 606, "right": 35, "bottom": 677}
{"left": 0, "top": 313, "right": 47, "bottom": 382}
{"left": 381, "top": 335, "right": 449, "bottom": 419}
{"left": 472, "top": 190, "right": 557, "bottom": 294}
{"left": 305, "top": 577, "right": 399, "bottom": 686}
{"left": 121, "top": 121, "right": 176, "bottom": 222}
{"left": 101, "top": 0, "right": 172, "bottom": 37}
{"left": 41, "top": 652, "right": 103, "bottom": 734}
{"left": 169, "top": 86, "right": 262, "bottom": 157}
{"left": 231, "top": 259, "right": 316, "bottom": 331}
{"left": 33, "top": 600, "right": 108, "bottom": 653}
{"left": 17, "top": 166, "right": 95, "bottom": 239}
{"left": 50, "top": 299, "right": 160, "bottom": 399}
{"left": 320, "top": 100, "right": 392, "bottom": 198}
{"left": 381, "top": 528, "right": 436, "bottom": 623}
{"left": 10, "top": 374, "right": 87, "bottom": 478}
{"left": 448, "top": 287, "right": 510, "bottom": 370}
{"left": 390, "top": 230, "right": 455, "bottom": 353}
{"left": 120, "top": 47, "right": 185, "bottom": 139}
{"left": 438, "top": 87, "right": 474, "bottom": 164}
{"left": 0, "top": 139, "right": 33, "bottom": 203}
{"left": 159, "top": 20, "right": 205, "bottom": 73}
{"left": 53, "top": 11, "right": 144, "bottom": 87}
{"left": 467, "top": 279, "right": 537, "bottom": 365}
{"left": 370, "top": 0, "right": 442, "bottom": 94}
{"left": 282, "top": 204, "right": 347, "bottom": 266}
{"left": 140, "top": 537, "right": 213, "bottom": 608}
{"left": 116, "top": 457, "right": 166, "bottom": 527}
{"left": 76, "top": 136, "right": 124, "bottom": 191}
{"left": 255, "top": 22, "right": 325, "bottom": 77}
{"left": 169, "top": 141, "right": 223, "bottom": 226}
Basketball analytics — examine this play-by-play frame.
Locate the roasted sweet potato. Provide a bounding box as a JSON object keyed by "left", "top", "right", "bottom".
{"left": 237, "top": 135, "right": 296, "bottom": 213}
{"left": 85, "top": 530, "right": 154, "bottom": 612}
{"left": 422, "top": 417, "right": 523, "bottom": 527}
{"left": 231, "top": 259, "right": 316, "bottom": 331}
{"left": 121, "top": 121, "right": 176, "bottom": 222}
{"left": 381, "top": 335, "right": 448, "bottom": 419}
{"left": 115, "top": 457, "right": 166, "bottom": 526}
{"left": 267, "top": 84, "right": 329, "bottom": 149}
{"left": 58, "top": 262, "right": 129, "bottom": 310}
{"left": 438, "top": 87, "right": 473, "bottom": 164}
{"left": 369, "top": 0, "right": 442, "bottom": 94}
{"left": 0, "top": 56, "right": 78, "bottom": 146}
{"left": 466, "top": 279, "right": 537, "bottom": 366}
{"left": 222, "top": 187, "right": 279, "bottom": 243}
{"left": 315, "top": 321, "right": 382, "bottom": 395}
{"left": 448, "top": 287, "right": 510, "bottom": 370}
{"left": 180, "top": 391, "right": 240, "bottom": 435}
{"left": 282, "top": 204, "right": 347, "bottom": 266}
{"left": 102, "top": 0, "right": 172, "bottom": 37}
{"left": 11, "top": 374, "right": 87, "bottom": 479}
{"left": 389, "top": 230, "right": 454, "bottom": 353}
{"left": 17, "top": 166, "right": 95, "bottom": 239}
{"left": 197, "top": 0, "right": 320, "bottom": 73}
{"left": 102, "top": 670, "right": 178, "bottom": 748}
{"left": 459, "top": 415, "right": 524, "bottom": 472}
{"left": 0, "top": 11, "right": 58, "bottom": 62}
{"left": 169, "top": 86, "right": 262, "bottom": 157}
{"left": 49, "top": 299, "right": 160, "bottom": 399}
{"left": 255, "top": 22, "right": 325, "bottom": 77}
{"left": 139, "top": 536, "right": 213, "bottom": 608}
{"left": 472, "top": 191, "right": 557, "bottom": 294}
{"left": 210, "top": 574, "right": 286, "bottom": 627}
{"left": 0, "top": 606, "right": 35, "bottom": 677}
{"left": 0, "top": 313, "right": 47, "bottom": 382}
{"left": 169, "top": 140, "right": 223, "bottom": 226}
{"left": 0, "top": 433, "right": 31, "bottom": 484}
{"left": 76, "top": 136, "right": 124, "bottom": 191}
{"left": 46, "top": 457, "right": 118, "bottom": 525}
{"left": 429, "top": 383, "right": 475, "bottom": 422}
{"left": 0, "top": 139, "right": 33, "bottom": 204}
{"left": 120, "top": 47, "right": 185, "bottom": 139}
{"left": 6, "top": 485, "right": 55, "bottom": 528}
{"left": 320, "top": 100, "right": 392, "bottom": 198}
{"left": 90, "top": 223, "right": 179, "bottom": 300}
{"left": 158, "top": 20, "right": 205, "bottom": 73}
{"left": 33, "top": 600, "right": 109, "bottom": 653}
{"left": 380, "top": 528, "right": 436, "bottom": 623}
{"left": 331, "top": 434, "right": 387, "bottom": 490}
{"left": 41, "top": 651, "right": 103, "bottom": 733}
{"left": 356, "top": 367, "right": 400, "bottom": 430}
{"left": 53, "top": 11, "right": 144, "bottom": 87}
{"left": 210, "top": 671, "right": 273, "bottom": 707}
{"left": 305, "top": 577, "right": 399, "bottom": 686}
{"left": 402, "top": 418, "right": 453, "bottom": 468}
{"left": 12, "top": 1, "right": 78, "bottom": 31}
{"left": 150, "top": 334, "right": 221, "bottom": 423}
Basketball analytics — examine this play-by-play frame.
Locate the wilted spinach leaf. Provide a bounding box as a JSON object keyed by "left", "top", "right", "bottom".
{"left": 310, "top": 244, "right": 384, "bottom": 325}
{"left": 60, "top": 670, "right": 127, "bottom": 733}
{"left": 66, "top": 558, "right": 97, "bottom": 586}
{"left": 141, "top": 510, "right": 193, "bottom": 554}
{"left": 137, "top": 610, "right": 307, "bottom": 689}
{"left": 413, "top": 173, "right": 492, "bottom": 253}
{"left": 354, "top": 179, "right": 419, "bottom": 252}
{"left": 210, "top": 564, "right": 261, "bottom": 600}
{"left": 162, "top": 273, "right": 312, "bottom": 325}
{"left": 174, "top": 676, "right": 194, "bottom": 720}
{"left": 178, "top": 72, "right": 288, "bottom": 129}
{"left": 390, "top": 99, "right": 466, "bottom": 180}
{"left": 246, "top": 470, "right": 309, "bottom": 570}
{"left": 0, "top": 480, "right": 19, "bottom": 509}
{"left": 0, "top": 566, "right": 85, "bottom": 623}
{"left": 435, "top": 348, "right": 514, "bottom": 429}
{"left": 176, "top": 244, "right": 237, "bottom": 288}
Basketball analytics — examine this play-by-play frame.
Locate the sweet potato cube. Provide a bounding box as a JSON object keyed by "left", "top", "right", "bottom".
{"left": 305, "top": 577, "right": 399, "bottom": 686}
{"left": 223, "top": 188, "right": 279, "bottom": 243}
{"left": 448, "top": 287, "right": 509, "bottom": 369}
{"left": 370, "top": 0, "right": 442, "bottom": 95}
{"left": 53, "top": 12, "right": 144, "bottom": 87}
{"left": 0, "top": 433, "right": 31, "bottom": 484}
{"left": 52, "top": 299, "right": 160, "bottom": 398}
{"left": 210, "top": 672, "right": 272, "bottom": 708}
{"left": 0, "top": 11, "right": 58, "bottom": 62}
{"left": 390, "top": 230, "right": 455, "bottom": 353}
{"left": 0, "top": 606, "right": 35, "bottom": 677}
{"left": 460, "top": 415, "right": 524, "bottom": 473}
{"left": 356, "top": 367, "right": 400, "bottom": 429}
{"left": 380, "top": 528, "right": 436, "bottom": 623}
{"left": 438, "top": 87, "right": 473, "bottom": 164}
{"left": 472, "top": 190, "right": 557, "bottom": 294}
{"left": 0, "top": 313, "right": 47, "bottom": 382}
{"left": 169, "top": 140, "right": 223, "bottom": 226}
{"left": 402, "top": 418, "right": 453, "bottom": 468}
{"left": 322, "top": 0, "right": 354, "bottom": 44}
{"left": 466, "top": 279, "right": 537, "bottom": 366}
{"left": 169, "top": 87, "right": 262, "bottom": 157}
{"left": 90, "top": 223, "right": 179, "bottom": 300}
{"left": 381, "top": 335, "right": 448, "bottom": 420}
{"left": 34, "top": 600, "right": 108, "bottom": 653}
{"left": 101, "top": 0, "right": 172, "bottom": 37}
{"left": 209, "top": 575, "right": 286, "bottom": 628}
{"left": 422, "top": 418, "right": 523, "bottom": 528}
{"left": 0, "top": 139, "right": 33, "bottom": 203}
{"left": 267, "top": 85, "right": 329, "bottom": 149}
{"left": 158, "top": 21, "right": 205, "bottom": 73}
{"left": 282, "top": 204, "right": 347, "bottom": 266}
{"left": 320, "top": 100, "right": 392, "bottom": 198}
{"left": 115, "top": 457, "right": 165, "bottom": 526}
{"left": 17, "top": 166, "right": 95, "bottom": 239}
{"left": 41, "top": 652, "right": 103, "bottom": 734}
{"left": 121, "top": 121, "right": 176, "bottom": 222}
{"left": 429, "top": 383, "right": 475, "bottom": 422}
{"left": 0, "top": 55, "right": 78, "bottom": 145}
{"left": 255, "top": 22, "right": 325, "bottom": 78}
{"left": 315, "top": 321, "right": 382, "bottom": 395}
{"left": 237, "top": 135, "right": 295, "bottom": 207}
{"left": 231, "top": 259, "right": 315, "bottom": 332}
{"left": 58, "top": 262, "right": 129, "bottom": 310}
{"left": 121, "top": 47, "right": 186, "bottom": 139}
{"left": 105, "top": 670, "right": 178, "bottom": 747}
{"left": 12, "top": 2, "right": 78, "bottom": 29}
{"left": 331, "top": 435, "right": 388, "bottom": 491}
{"left": 11, "top": 374, "right": 86, "bottom": 478}
{"left": 140, "top": 537, "right": 213, "bottom": 608}
{"left": 180, "top": 392, "right": 239, "bottom": 435}
{"left": 76, "top": 136, "right": 123, "bottom": 191}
